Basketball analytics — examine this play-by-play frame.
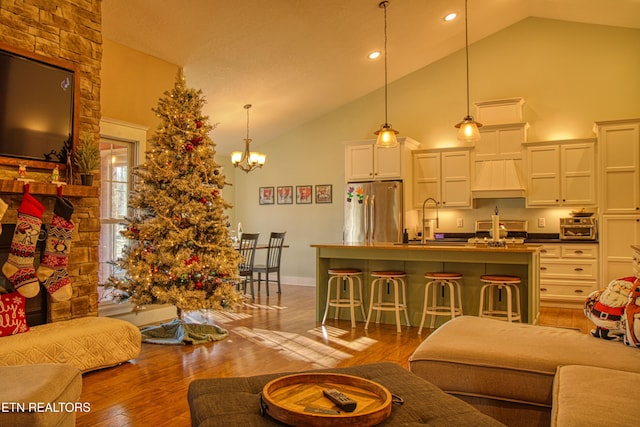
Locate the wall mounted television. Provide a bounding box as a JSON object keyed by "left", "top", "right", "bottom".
{"left": 0, "top": 45, "right": 78, "bottom": 165}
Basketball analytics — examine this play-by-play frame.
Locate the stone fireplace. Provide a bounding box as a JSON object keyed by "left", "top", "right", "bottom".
{"left": 0, "top": 186, "right": 100, "bottom": 323}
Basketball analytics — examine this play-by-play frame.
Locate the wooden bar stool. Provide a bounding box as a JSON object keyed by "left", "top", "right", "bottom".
{"left": 322, "top": 268, "right": 366, "bottom": 328}
{"left": 418, "top": 272, "right": 464, "bottom": 334}
{"left": 365, "top": 271, "right": 410, "bottom": 333}
{"left": 478, "top": 275, "right": 522, "bottom": 322}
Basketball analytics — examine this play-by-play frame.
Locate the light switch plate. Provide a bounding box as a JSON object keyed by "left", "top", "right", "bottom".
{"left": 457, "top": 218, "right": 464, "bottom": 228}
{"left": 538, "top": 217, "right": 546, "bottom": 228}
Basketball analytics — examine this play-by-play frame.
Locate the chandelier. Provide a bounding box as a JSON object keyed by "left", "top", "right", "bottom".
{"left": 231, "top": 104, "right": 266, "bottom": 172}
{"left": 454, "top": 0, "right": 482, "bottom": 143}
{"left": 373, "top": 0, "right": 399, "bottom": 148}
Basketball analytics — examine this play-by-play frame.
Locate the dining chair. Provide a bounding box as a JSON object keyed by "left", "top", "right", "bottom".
{"left": 254, "top": 231, "right": 286, "bottom": 296}
{"left": 237, "top": 232, "right": 260, "bottom": 298}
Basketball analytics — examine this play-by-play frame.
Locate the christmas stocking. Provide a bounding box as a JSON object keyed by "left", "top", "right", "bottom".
{"left": 2, "top": 192, "right": 44, "bottom": 298}
{"left": 37, "top": 197, "right": 74, "bottom": 302}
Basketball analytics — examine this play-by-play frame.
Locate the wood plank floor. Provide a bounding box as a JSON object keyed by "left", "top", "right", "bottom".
{"left": 77, "top": 284, "right": 593, "bottom": 427}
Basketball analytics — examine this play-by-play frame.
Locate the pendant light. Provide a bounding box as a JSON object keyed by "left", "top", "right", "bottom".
{"left": 374, "top": 0, "right": 399, "bottom": 148}
{"left": 454, "top": 0, "right": 482, "bottom": 143}
{"left": 231, "top": 104, "right": 266, "bottom": 173}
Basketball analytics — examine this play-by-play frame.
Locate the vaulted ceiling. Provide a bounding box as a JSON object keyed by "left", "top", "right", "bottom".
{"left": 102, "top": 0, "right": 640, "bottom": 154}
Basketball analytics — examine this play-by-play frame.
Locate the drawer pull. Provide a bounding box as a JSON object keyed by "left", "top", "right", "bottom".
{"left": 574, "top": 250, "right": 583, "bottom": 254}
{"left": 540, "top": 267, "right": 547, "bottom": 270}
{"left": 540, "top": 249, "right": 547, "bottom": 253}
{"left": 574, "top": 289, "right": 584, "bottom": 294}
{"left": 540, "top": 288, "right": 547, "bottom": 292}
{"left": 574, "top": 267, "right": 584, "bottom": 272}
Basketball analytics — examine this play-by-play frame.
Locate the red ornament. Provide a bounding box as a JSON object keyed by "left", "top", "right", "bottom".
{"left": 200, "top": 197, "right": 207, "bottom": 204}
{"left": 185, "top": 143, "right": 194, "bottom": 152}
{"left": 195, "top": 282, "right": 203, "bottom": 289}
{"left": 196, "top": 120, "right": 203, "bottom": 129}
{"left": 211, "top": 189, "right": 220, "bottom": 197}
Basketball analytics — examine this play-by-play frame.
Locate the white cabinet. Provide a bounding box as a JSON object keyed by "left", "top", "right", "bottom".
{"left": 412, "top": 148, "right": 471, "bottom": 208}
{"left": 538, "top": 243, "right": 599, "bottom": 308}
{"left": 525, "top": 139, "right": 596, "bottom": 207}
{"left": 600, "top": 215, "right": 640, "bottom": 284}
{"left": 595, "top": 119, "right": 640, "bottom": 214}
{"left": 345, "top": 137, "right": 419, "bottom": 182}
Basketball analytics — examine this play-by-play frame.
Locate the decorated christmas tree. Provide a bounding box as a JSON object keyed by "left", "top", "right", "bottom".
{"left": 111, "top": 71, "right": 242, "bottom": 314}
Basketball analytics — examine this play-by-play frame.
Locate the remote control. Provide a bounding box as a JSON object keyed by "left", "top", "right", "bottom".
{"left": 323, "top": 388, "right": 357, "bottom": 412}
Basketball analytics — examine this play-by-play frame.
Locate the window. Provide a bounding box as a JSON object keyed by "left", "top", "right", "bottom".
{"left": 98, "top": 137, "right": 135, "bottom": 287}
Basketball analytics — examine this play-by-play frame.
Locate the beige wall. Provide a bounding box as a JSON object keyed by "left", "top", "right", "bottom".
{"left": 100, "top": 18, "right": 640, "bottom": 285}
{"left": 230, "top": 18, "right": 640, "bottom": 284}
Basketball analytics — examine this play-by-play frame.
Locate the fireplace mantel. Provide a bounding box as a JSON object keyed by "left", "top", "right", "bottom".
{"left": 0, "top": 179, "right": 98, "bottom": 197}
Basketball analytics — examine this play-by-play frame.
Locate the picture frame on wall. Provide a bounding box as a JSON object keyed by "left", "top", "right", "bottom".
{"left": 296, "top": 185, "right": 313, "bottom": 204}
{"left": 277, "top": 186, "right": 293, "bottom": 204}
{"left": 315, "top": 184, "right": 332, "bottom": 204}
{"left": 259, "top": 187, "right": 274, "bottom": 205}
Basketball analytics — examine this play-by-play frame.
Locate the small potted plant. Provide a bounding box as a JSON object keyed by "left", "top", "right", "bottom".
{"left": 74, "top": 131, "right": 100, "bottom": 186}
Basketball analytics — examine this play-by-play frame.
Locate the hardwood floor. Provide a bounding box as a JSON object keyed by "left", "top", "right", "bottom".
{"left": 77, "top": 284, "right": 593, "bottom": 427}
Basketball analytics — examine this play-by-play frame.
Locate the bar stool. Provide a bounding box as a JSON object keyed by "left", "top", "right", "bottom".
{"left": 418, "top": 272, "right": 464, "bottom": 334}
{"left": 365, "top": 271, "right": 410, "bottom": 333}
{"left": 322, "top": 268, "right": 366, "bottom": 328}
{"left": 478, "top": 275, "right": 522, "bottom": 322}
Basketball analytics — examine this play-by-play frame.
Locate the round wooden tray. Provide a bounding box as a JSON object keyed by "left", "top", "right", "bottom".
{"left": 261, "top": 373, "right": 392, "bottom": 427}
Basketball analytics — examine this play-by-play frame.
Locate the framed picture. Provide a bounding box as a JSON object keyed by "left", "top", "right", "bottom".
{"left": 315, "top": 184, "right": 332, "bottom": 204}
{"left": 259, "top": 187, "right": 274, "bottom": 205}
{"left": 277, "top": 186, "right": 293, "bottom": 204}
{"left": 296, "top": 185, "right": 313, "bottom": 204}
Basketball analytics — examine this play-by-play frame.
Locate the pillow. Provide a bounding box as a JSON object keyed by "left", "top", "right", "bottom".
{"left": 0, "top": 292, "right": 30, "bottom": 336}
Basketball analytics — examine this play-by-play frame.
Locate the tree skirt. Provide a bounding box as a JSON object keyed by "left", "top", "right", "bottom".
{"left": 140, "top": 318, "right": 228, "bottom": 345}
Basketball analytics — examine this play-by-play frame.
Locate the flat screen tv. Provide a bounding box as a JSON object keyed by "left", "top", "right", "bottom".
{"left": 0, "top": 47, "right": 75, "bottom": 164}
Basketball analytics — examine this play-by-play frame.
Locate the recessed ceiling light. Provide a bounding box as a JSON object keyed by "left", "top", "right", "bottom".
{"left": 444, "top": 12, "right": 457, "bottom": 21}
{"left": 368, "top": 51, "right": 381, "bottom": 60}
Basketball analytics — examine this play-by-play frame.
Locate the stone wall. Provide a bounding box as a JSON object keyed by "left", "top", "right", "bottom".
{"left": 1, "top": 0, "right": 103, "bottom": 321}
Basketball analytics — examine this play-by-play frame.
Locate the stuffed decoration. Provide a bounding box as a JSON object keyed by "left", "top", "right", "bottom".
{"left": 585, "top": 276, "right": 640, "bottom": 345}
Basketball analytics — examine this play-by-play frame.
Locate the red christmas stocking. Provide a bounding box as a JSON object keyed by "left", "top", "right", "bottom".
{"left": 2, "top": 192, "right": 45, "bottom": 298}
{"left": 37, "top": 197, "right": 74, "bottom": 302}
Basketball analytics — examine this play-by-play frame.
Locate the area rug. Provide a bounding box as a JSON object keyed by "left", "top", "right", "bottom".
{"left": 140, "top": 318, "right": 228, "bottom": 345}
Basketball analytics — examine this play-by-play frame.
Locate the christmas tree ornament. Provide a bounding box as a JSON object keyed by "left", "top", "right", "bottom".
{"left": 2, "top": 191, "right": 45, "bottom": 298}
{"left": 37, "top": 197, "right": 74, "bottom": 302}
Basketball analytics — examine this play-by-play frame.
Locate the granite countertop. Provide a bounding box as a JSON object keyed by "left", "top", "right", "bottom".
{"left": 311, "top": 242, "right": 541, "bottom": 253}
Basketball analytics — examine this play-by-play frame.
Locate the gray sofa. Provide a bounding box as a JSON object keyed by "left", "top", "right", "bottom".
{"left": 409, "top": 316, "right": 640, "bottom": 426}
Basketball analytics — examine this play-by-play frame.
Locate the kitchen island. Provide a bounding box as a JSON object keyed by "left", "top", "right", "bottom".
{"left": 311, "top": 242, "right": 541, "bottom": 327}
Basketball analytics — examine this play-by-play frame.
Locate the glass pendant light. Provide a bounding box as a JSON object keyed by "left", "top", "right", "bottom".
{"left": 374, "top": 0, "right": 399, "bottom": 148}
{"left": 454, "top": 0, "right": 482, "bottom": 143}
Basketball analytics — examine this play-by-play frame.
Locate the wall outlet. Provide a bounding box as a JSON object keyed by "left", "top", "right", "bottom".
{"left": 456, "top": 218, "right": 464, "bottom": 228}
{"left": 538, "top": 217, "right": 546, "bottom": 228}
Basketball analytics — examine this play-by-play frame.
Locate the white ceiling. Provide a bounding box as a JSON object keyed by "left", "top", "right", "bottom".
{"left": 102, "top": 0, "right": 640, "bottom": 155}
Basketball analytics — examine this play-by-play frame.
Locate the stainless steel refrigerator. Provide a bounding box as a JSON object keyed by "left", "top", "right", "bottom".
{"left": 344, "top": 181, "right": 403, "bottom": 243}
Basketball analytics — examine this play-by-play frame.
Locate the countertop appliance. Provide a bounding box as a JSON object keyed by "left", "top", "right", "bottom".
{"left": 560, "top": 217, "right": 597, "bottom": 240}
{"left": 344, "top": 181, "right": 403, "bottom": 243}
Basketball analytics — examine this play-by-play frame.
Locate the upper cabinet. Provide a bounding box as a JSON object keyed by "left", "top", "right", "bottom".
{"left": 524, "top": 139, "right": 596, "bottom": 207}
{"left": 594, "top": 119, "right": 640, "bottom": 214}
{"left": 344, "top": 137, "right": 419, "bottom": 182}
{"left": 412, "top": 148, "right": 471, "bottom": 208}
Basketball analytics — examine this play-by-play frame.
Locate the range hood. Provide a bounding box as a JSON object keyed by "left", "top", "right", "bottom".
{"left": 471, "top": 158, "right": 527, "bottom": 199}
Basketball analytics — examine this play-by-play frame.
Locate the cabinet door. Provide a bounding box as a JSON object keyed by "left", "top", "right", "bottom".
{"left": 374, "top": 144, "right": 402, "bottom": 180}
{"left": 413, "top": 152, "right": 440, "bottom": 208}
{"left": 441, "top": 151, "right": 470, "bottom": 207}
{"left": 345, "top": 144, "right": 374, "bottom": 181}
{"left": 561, "top": 143, "right": 596, "bottom": 206}
{"left": 600, "top": 215, "right": 640, "bottom": 283}
{"left": 527, "top": 145, "right": 560, "bottom": 206}
{"left": 599, "top": 122, "right": 640, "bottom": 213}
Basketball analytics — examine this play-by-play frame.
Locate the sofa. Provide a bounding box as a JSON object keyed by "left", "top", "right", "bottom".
{"left": 0, "top": 316, "right": 141, "bottom": 373}
{"left": 409, "top": 316, "right": 640, "bottom": 426}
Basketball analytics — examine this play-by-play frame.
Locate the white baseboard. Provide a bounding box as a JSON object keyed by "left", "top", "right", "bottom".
{"left": 280, "top": 276, "right": 316, "bottom": 286}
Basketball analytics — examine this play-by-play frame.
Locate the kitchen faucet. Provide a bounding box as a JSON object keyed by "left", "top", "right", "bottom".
{"left": 421, "top": 197, "right": 439, "bottom": 244}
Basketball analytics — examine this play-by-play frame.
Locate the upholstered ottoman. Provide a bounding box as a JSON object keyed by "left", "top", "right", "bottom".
{"left": 188, "top": 362, "right": 504, "bottom": 426}
{"left": 552, "top": 365, "right": 638, "bottom": 427}
{"left": 0, "top": 316, "right": 141, "bottom": 372}
{"left": 0, "top": 364, "right": 82, "bottom": 427}
{"left": 409, "top": 316, "right": 640, "bottom": 427}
